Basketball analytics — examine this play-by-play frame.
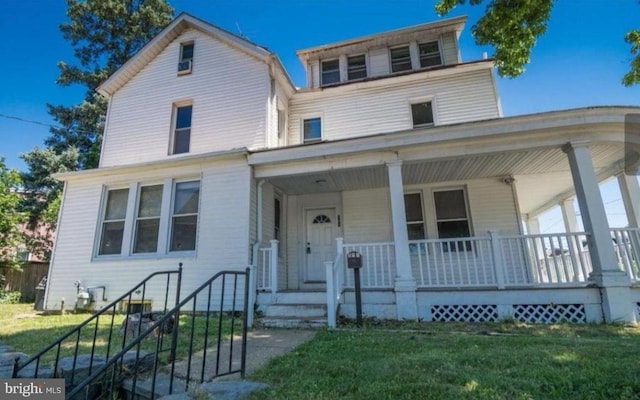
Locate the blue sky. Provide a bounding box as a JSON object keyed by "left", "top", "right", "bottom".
{"left": 0, "top": 0, "right": 638, "bottom": 229}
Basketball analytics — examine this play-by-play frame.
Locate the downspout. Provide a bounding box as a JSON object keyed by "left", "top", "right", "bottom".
{"left": 248, "top": 179, "right": 266, "bottom": 328}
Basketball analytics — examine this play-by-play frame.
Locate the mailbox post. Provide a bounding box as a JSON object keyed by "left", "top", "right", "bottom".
{"left": 347, "top": 251, "right": 363, "bottom": 327}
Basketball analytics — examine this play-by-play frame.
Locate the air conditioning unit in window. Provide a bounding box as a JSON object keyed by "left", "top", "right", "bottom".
{"left": 177, "top": 59, "right": 192, "bottom": 74}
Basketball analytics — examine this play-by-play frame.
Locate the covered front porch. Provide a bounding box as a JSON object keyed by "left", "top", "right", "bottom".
{"left": 248, "top": 107, "right": 640, "bottom": 325}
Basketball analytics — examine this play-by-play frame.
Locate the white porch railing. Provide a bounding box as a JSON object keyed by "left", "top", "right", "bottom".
{"left": 611, "top": 228, "right": 640, "bottom": 282}
{"left": 326, "top": 238, "right": 346, "bottom": 329}
{"left": 406, "top": 231, "right": 592, "bottom": 288}
{"left": 255, "top": 240, "right": 279, "bottom": 293}
{"left": 343, "top": 242, "right": 396, "bottom": 288}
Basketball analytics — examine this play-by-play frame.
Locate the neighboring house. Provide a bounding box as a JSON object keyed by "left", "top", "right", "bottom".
{"left": 45, "top": 13, "right": 640, "bottom": 325}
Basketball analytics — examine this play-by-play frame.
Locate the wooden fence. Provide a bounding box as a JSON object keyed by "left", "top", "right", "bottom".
{"left": 1, "top": 262, "right": 49, "bottom": 302}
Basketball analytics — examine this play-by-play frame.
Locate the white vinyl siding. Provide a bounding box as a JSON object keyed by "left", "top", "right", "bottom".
{"left": 289, "top": 69, "right": 499, "bottom": 144}
{"left": 101, "top": 28, "right": 269, "bottom": 168}
{"left": 440, "top": 32, "right": 460, "bottom": 65}
{"left": 44, "top": 157, "right": 252, "bottom": 311}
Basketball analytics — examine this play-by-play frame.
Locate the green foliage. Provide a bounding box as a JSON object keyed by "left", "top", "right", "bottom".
{"left": 623, "top": 29, "right": 640, "bottom": 86}
{"left": 436, "top": 0, "right": 552, "bottom": 78}
{"left": 436, "top": 0, "right": 639, "bottom": 85}
{"left": 19, "top": 0, "right": 174, "bottom": 258}
{"left": 0, "top": 158, "right": 25, "bottom": 269}
{"left": 0, "top": 290, "right": 22, "bottom": 304}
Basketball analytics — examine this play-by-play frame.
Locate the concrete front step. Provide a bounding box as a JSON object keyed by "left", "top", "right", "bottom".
{"left": 265, "top": 303, "right": 327, "bottom": 318}
{"left": 258, "top": 291, "right": 327, "bottom": 305}
{"left": 260, "top": 316, "right": 327, "bottom": 329}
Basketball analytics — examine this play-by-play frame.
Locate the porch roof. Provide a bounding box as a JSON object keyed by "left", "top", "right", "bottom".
{"left": 250, "top": 106, "right": 639, "bottom": 217}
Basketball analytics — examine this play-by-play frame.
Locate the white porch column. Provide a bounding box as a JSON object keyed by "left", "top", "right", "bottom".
{"left": 386, "top": 160, "right": 418, "bottom": 320}
{"left": 560, "top": 198, "right": 578, "bottom": 233}
{"left": 563, "top": 143, "right": 635, "bottom": 323}
{"left": 617, "top": 173, "right": 640, "bottom": 227}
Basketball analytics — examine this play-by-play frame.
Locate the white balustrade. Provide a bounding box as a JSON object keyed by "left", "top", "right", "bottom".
{"left": 611, "top": 228, "right": 640, "bottom": 282}
{"left": 342, "top": 242, "right": 396, "bottom": 288}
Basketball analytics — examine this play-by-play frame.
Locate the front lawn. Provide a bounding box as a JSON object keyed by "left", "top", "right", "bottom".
{"left": 250, "top": 322, "right": 640, "bottom": 399}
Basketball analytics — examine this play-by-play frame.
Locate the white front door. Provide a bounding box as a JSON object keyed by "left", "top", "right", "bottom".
{"left": 304, "top": 208, "right": 337, "bottom": 283}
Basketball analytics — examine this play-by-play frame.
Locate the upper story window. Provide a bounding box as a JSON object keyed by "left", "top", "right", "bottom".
{"left": 303, "top": 117, "right": 322, "bottom": 143}
{"left": 419, "top": 41, "right": 442, "bottom": 68}
{"left": 321, "top": 59, "right": 340, "bottom": 86}
{"left": 390, "top": 46, "right": 412, "bottom": 73}
{"left": 411, "top": 101, "right": 434, "bottom": 127}
{"left": 172, "top": 104, "right": 192, "bottom": 154}
{"left": 347, "top": 55, "right": 367, "bottom": 80}
{"left": 434, "top": 188, "right": 471, "bottom": 251}
{"left": 404, "top": 193, "right": 425, "bottom": 240}
{"left": 98, "top": 188, "right": 129, "bottom": 255}
{"left": 178, "top": 42, "right": 194, "bottom": 75}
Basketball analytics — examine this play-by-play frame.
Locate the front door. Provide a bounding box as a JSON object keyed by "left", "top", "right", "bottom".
{"left": 304, "top": 208, "right": 337, "bottom": 283}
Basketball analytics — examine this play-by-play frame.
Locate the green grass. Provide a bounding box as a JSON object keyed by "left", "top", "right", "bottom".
{"left": 0, "top": 304, "right": 239, "bottom": 368}
{"left": 250, "top": 322, "right": 640, "bottom": 400}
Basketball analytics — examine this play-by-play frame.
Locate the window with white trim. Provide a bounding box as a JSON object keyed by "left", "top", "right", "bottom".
{"left": 172, "top": 104, "right": 192, "bottom": 154}
{"left": 178, "top": 42, "right": 194, "bottom": 74}
{"left": 303, "top": 117, "right": 322, "bottom": 143}
{"left": 133, "top": 185, "right": 163, "bottom": 254}
{"left": 347, "top": 55, "right": 366, "bottom": 80}
{"left": 390, "top": 46, "right": 412, "bottom": 72}
{"left": 411, "top": 101, "right": 434, "bottom": 127}
{"left": 170, "top": 181, "right": 200, "bottom": 252}
{"left": 434, "top": 188, "right": 471, "bottom": 251}
{"left": 419, "top": 41, "right": 442, "bottom": 68}
{"left": 96, "top": 180, "right": 200, "bottom": 257}
{"left": 98, "top": 188, "right": 129, "bottom": 255}
{"left": 321, "top": 59, "right": 340, "bottom": 85}
{"left": 404, "top": 193, "right": 425, "bottom": 240}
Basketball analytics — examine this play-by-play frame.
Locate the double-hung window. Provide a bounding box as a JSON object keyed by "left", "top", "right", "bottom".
{"left": 321, "top": 59, "right": 340, "bottom": 86}
{"left": 133, "top": 185, "right": 163, "bottom": 253}
{"left": 170, "top": 181, "right": 200, "bottom": 252}
{"left": 434, "top": 189, "right": 471, "bottom": 251}
{"left": 303, "top": 117, "right": 322, "bottom": 143}
{"left": 419, "top": 41, "right": 442, "bottom": 68}
{"left": 98, "top": 188, "right": 129, "bottom": 255}
{"left": 347, "top": 55, "right": 367, "bottom": 80}
{"left": 172, "top": 104, "right": 192, "bottom": 154}
{"left": 390, "top": 46, "right": 412, "bottom": 73}
{"left": 97, "top": 180, "right": 200, "bottom": 257}
{"left": 411, "top": 101, "right": 434, "bottom": 127}
{"left": 404, "top": 193, "right": 426, "bottom": 240}
{"left": 178, "top": 42, "right": 194, "bottom": 74}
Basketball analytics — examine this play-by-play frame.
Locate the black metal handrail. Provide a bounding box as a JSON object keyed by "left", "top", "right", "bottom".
{"left": 13, "top": 265, "right": 183, "bottom": 383}
{"left": 66, "top": 268, "right": 250, "bottom": 400}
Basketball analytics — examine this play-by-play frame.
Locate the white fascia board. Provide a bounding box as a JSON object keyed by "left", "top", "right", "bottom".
{"left": 54, "top": 148, "right": 248, "bottom": 182}
{"left": 248, "top": 106, "right": 639, "bottom": 166}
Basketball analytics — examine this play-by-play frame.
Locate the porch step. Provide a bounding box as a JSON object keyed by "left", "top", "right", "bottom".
{"left": 260, "top": 303, "right": 327, "bottom": 329}
{"left": 265, "top": 303, "right": 327, "bottom": 318}
{"left": 121, "top": 373, "right": 188, "bottom": 400}
{"left": 260, "top": 316, "right": 327, "bottom": 329}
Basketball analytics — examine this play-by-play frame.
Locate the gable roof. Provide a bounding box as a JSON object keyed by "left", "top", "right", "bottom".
{"left": 97, "top": 12, "right": 278, "bottom": 97}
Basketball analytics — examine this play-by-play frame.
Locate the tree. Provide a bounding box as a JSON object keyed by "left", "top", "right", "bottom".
{"left": 0, "top": 158, "right": 25, "bottom": 270}
{"left": 20, "top": 0, "right": 174, "bottom": 259}
{"left": 436, "top": 0, "right": 640, "bottom": 85}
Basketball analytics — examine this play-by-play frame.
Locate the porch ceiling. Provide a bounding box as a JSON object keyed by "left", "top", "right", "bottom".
{"left": 268, "top": 143, "right": 626, "bottom": 216}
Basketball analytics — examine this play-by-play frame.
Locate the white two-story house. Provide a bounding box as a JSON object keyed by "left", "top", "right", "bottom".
{"left": 45, "top": 13, "right": 640, "bottom": 326}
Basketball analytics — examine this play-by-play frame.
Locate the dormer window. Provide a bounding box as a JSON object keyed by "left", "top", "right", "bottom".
{"left": 178, "top": 42, "right": 194, "bottom": 75}
{"left": 390, "top": 46, "right": 412, "bottom": 73}
{"left": 321, "top": 59, "right": 340, "bottom": 86}
{"left": 347, "top": 55, "right": 367, "bottom": 80}
{"left": 419, "top": 41, "right": 441, "bottom": 68}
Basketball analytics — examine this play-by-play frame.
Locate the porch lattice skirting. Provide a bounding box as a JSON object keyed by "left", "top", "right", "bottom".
{"left": 428, "top": 304, "right": 587, "bottom": 324}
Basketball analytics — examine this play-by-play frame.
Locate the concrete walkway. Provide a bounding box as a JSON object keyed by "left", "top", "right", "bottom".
{"left": 158, "top": 329, "right": 317, "bottom": 399}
